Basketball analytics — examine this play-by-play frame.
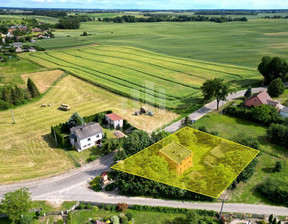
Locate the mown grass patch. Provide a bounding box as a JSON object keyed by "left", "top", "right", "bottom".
{"left": 0, "top": 75, "right": 177, "bottom": 184}
{"left": 20, "top": 69, "right": 65, "bottom": 93}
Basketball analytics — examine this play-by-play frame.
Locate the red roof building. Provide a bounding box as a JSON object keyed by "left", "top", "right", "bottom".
{"left": 245, "top": 91, "right": 272, "bottom": 107}
{"left": 105, "top": 113, "right": 123, "bottom": 129}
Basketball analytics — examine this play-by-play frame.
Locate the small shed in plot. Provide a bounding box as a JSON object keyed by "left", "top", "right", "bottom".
{"left": 105, "top": 113, "right": 123, "bottom": 129}
{"left": 158, "top": 142, "right": 193, "bottom": 174}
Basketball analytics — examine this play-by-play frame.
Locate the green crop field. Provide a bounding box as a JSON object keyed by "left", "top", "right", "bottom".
{"left": 112, "top": 127, "right": 259, "bottom": 198}
{"left": 29, "top": 19, "right": 288, "bottom": 67}
{"left": 21, "top": 45, "right": 261, "bottom": 111}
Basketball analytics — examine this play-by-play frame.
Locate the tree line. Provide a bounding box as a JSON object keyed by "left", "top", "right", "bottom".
{"left": 101, "top": 15, "right": 248, "bottom": 23}
{"left": 0, "top": 78, "right": 40, "bottom": 111}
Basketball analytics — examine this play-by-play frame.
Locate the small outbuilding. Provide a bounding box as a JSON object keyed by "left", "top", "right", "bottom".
{"left": 105, "top": 113, "right": 123, "bottom": 129}
{"left": 280, "top": 106, "right": 288, "bottom": 117}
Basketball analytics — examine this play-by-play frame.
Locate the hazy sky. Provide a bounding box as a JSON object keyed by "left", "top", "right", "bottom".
{"left": 1, "top": 0, "right": 288, "bottom": 9}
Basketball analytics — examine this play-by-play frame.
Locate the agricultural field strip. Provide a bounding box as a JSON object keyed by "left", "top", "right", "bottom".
{"left": 28, "top": 54, "right": 175, "bottom": 102}
{"left": 60, "top": 50, "right": 199, "bottom": 89}
{"left": 96, "top": 47, "right": 249, "bottom": 79}
{"left": 48, "top": 51, "right": 196, "bottom": 97}
{"left": 122, "top": 46, "right": 257, "bottom": 72}
{"left": 79, "top": 49, "right": 241, "bottom": 81}
{"left": 73, "top": 49, "right": 209, "bottom": 86}
{"left": 43, "top": 52, "right": 189, "bottom": 98}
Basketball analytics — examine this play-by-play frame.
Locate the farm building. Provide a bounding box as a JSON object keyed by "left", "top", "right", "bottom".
{"left": 105, "top": 113, "right": 123, "bottom": 129}
{"left": 280, "top": 106, "right": 288, "bottom": 117}
{"left": 158, "top": 142, "right": 193, "bottom": 174}
{"left": 245, "top": 91, "right": 283, "bottom": 109}
{"left": 12, "top": 42, "right": 22, "bottom": 48}
{"left": 69, "top": 122, "right": 103, "bottom": 152}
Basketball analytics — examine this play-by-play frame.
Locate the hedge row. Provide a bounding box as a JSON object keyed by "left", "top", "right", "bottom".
{"left": 225, "top": 104, "right": 288, "bottom": 126}
{"left": 130, "top": 204, "right": 217, "bottom": 216}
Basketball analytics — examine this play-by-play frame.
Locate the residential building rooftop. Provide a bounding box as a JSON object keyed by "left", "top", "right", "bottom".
{"left": 159, "top": 142, "right": 192, "bottom": 164}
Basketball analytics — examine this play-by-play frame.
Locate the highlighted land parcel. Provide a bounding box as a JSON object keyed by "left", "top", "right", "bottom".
{"left": 112, "top": 127, "right": 259, "bottom": 198}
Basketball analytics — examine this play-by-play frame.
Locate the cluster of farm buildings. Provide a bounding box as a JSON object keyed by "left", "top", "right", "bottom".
{"left": 245, "top": 90, "right": 288, "bottom": 117}
{"left": 69, "top": 113, "right": 125, "bottom": 152}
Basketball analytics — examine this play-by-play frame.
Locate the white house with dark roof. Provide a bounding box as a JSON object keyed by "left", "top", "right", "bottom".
{"left": 69, "top": 122, "right": 103, "bottom": 152}
{"left": 105, "top": 113, "right": 123, "bottom": 129}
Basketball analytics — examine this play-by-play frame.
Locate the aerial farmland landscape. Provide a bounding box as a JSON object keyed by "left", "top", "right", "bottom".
{"left": 0, "top": 1, "right": 287, "bottom": 224}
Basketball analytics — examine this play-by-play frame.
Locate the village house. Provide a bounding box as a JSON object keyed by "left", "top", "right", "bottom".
{"left": 15, "top": 47, "right": 23, "bottom": 53}
{"left": 280, "top": 106, "right": 288, "bottom": 117}
{"left": 105, "top": 113, "right": 123, "bottom": 129}
{"left": 12, "top": 42, "right": 22, "bottom": 48}
{"left": 245, "top": 91, "right": 280, "bottom": 108}
{"left": 158, "top": 142, "right": 193, "bottom": 174}
{"left": 32, "top": 28, "right": 42, "bottom": 32}
{"left": 69, "top": 122, "right": 103, "bottom": 152}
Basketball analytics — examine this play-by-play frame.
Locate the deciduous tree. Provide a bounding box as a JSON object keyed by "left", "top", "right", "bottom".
{"left": 267, "top": 78, "right": 285, "bottom": 97}
{"left": 0, "top": 187, "right": 32, "bottom": 224}
{"left": 200, "top": 78, "right": 230, "bottom": 110}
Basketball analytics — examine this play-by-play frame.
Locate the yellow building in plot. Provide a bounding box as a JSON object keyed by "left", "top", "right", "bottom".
{"left": 158, "top": 142, "right": 193, "bottom": 174}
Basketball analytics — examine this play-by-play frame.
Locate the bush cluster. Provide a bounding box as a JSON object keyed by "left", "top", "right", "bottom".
{"left": 225, "top": 104, "right": 288, "bottom": 126}
{"left": 267, "top": 123, "right": 288, "bottom": 148}
{"left": 258, "top": 177, "right": 288, "bottom": 206}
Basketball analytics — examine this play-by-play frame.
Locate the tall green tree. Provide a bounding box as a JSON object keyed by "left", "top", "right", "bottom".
{"left": 200, "top": 78, "right": 230, "bottom": 110}
{"left": 185, "top": 210, "right": 199, "bottom": 224}
{"left": 123, "top": 130, "right": 153, "bottom": 156}
{"left": 244, "top": 85, "right": 252, "bottom": 98}
{"left": 267, "top": 78, "right": 285, "bottom": 97}
{"left": 0, "top": 187, "right": 32, "bottom": 224}
{"left": 27, "top": 78, "right": 40, "bottom": 98}
{"left": 258, "top": 56, "right": 288, "bottom": 83}
{"left": 67, "top": 112, "right": 84, "bottom": 128}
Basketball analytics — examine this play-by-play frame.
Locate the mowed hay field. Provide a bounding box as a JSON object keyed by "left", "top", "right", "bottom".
{"left": 20, "top": 69, "right": 65, "bottom": 93}
{"left": 21, "top": 45, "right": 261, "bottom": 110}
{"left": 0, "top": 75, "right": 177, "bottom": 184}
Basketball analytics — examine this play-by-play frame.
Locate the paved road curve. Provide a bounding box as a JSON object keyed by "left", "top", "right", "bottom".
{"left": 164, "top": 87, "right": 267, "bottom": 133}
{"left": 1, "top": 87, "right": 288, "bottom": 216}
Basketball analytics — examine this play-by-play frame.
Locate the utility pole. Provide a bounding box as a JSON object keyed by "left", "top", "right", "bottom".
{"left": 10, "top": 109, "right": 15, "bottom": 124}
{"left": 53, "top": 129, "right": 58, "bottom": 146}
{"left": 219, "top": 199, "right": 225, "bottom": 221}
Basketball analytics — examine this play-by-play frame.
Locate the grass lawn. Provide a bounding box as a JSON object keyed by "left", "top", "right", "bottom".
{"left": 0, "top": 75, "right": 177, "bottom": 184}
{"left": 31, "top": 201, "right": 77, "bottom": 212}
{"left": 71, "top": 208, "right": 185, "bottom": 224}
{"left": 191, "top": 112, "right": 287, "bottom": 204}
{"left": 0, "top": 58, "right": 48, "bottom": 84}
{"left": 274, "top": 88, "right": 288, "bottom": 104}
{"left": 20, "top": 69, "right": 65, "bottom": 93}
{"left": 29, "top": 19, "right": 288, "bottom": 68}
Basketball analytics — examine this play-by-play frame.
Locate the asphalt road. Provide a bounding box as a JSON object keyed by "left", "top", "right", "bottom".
{"left": 164, "top": 87, "right": 267, "bottom": 133}
{"left": 1, "top": 86, "right": 288, "bottom": 216}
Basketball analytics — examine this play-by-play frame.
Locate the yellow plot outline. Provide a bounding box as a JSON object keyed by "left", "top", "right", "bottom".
{"left": 111, "top": 127, "right": 260, "bottom": 198}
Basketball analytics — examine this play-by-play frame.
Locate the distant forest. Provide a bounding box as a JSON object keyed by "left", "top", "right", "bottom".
{"left": 101, "top": 15, "right": 248, "bottom": 23}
